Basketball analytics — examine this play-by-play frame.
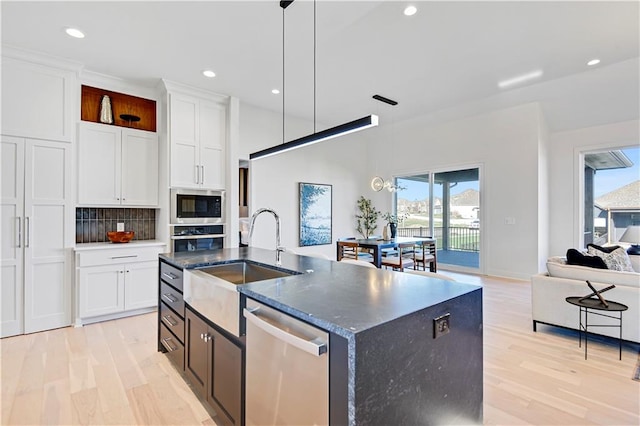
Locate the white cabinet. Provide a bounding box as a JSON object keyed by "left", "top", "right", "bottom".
{"left": 78, "top": 122, "right": 158, "bottom": 206}
{"left": 1, "top": 55, "right": 76, "bottom": 142}
{"left": 1, "top": 136, "right": 72, "bottom": 338}
{"left": 75, "top": 243, "right": 164, "bottom": 324}
{"left": 169, "top": 93, "right": 226, "bottom": 190}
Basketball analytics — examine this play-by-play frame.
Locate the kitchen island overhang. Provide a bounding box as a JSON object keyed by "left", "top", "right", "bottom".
{"left": 159, "top": 247, "right": 483, "bottom": 425}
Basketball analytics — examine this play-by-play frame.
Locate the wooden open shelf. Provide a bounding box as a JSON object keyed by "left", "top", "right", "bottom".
{"left": 81, "top": 85, "right": 156, "bottom": 132}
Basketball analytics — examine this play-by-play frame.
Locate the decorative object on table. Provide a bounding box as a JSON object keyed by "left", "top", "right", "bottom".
{"left": 355, "top": 196, "right": 379, "bottom": 239}
{"left": 99, "top": 95, "right": 113, "bottom": 124}
{"left": 249, "top": 0, "right": 377, "bottom": 160}
{"left": 382, "top": 223, "right": 389, "bottom": 240}
{"left": 619, "top": 225, "right": 640, "bottom": 255}
{"left": 107, "top": 231, "right": 135, "bottom": 243}
{"left": 383, "top": 212, "right": 408, "bottom": 239}
{"left": 299, "top": 183, "right": 332, "bottom": 246}
{"left": 580, "top": 280, "right": 615, "bottom": 307}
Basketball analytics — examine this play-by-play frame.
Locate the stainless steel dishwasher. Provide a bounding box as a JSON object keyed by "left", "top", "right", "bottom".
{"left": 244, "top": 299, "right": 329, "bottom": 426}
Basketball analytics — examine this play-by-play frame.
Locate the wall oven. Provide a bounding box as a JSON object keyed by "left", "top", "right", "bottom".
{"left": 171, "top": 188, "right": 224, "bottom": 224}
{"left": 171, "top": 225, "right": 224, "bottom": 253}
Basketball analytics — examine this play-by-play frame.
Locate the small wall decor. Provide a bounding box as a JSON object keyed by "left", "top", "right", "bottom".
{"left": 299, "top": 182, "right": 332, "bottom": 246}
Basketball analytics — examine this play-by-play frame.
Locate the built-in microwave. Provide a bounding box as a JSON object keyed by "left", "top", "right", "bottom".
{"left": 170, "top": 188, "right": 225, "bottom": 224}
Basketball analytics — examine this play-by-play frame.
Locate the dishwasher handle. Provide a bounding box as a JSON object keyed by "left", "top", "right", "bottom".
{"left": 244, "top": 308, "right": 327, "bottom": 357}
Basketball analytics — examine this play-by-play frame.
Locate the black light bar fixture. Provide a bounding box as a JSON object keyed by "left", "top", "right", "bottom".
{"left": 250, "top": 114, "right": 379, "bottom": 160}
{"left": 250, "top": 0, "right": 379, "bottom": 161}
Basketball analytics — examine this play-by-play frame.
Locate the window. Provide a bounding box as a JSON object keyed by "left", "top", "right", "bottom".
{"left": 583, "top": 146, "right": 639, "bottom": 246}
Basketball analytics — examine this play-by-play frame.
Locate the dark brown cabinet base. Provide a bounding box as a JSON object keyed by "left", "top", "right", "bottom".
{"left": 185, "top": 306, "right": 244, "bottom": 426}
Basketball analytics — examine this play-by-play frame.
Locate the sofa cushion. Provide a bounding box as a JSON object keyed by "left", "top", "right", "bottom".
{"left": 546, "top": 261, "right": 640, "bottom": 288}
{"left": 586, "top": 243, "right": 620, "bottom": 254}
{"left": 566, "top": 248, "right": 607, "bottom": 269}
{"left": 587, "top": 245, "right": 634, "bottom": 272}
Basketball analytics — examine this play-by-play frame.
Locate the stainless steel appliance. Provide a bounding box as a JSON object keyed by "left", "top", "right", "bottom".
{"left": 244, "top": 299, "right": 329, "bottom": 425}
{"left": 171, "top": 225, "right": 224, "bottom": 253}
{"left": 171, "top": 188, "right": 224, "bottom": 224}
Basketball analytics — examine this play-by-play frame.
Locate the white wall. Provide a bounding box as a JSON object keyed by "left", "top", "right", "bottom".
{"left": 369, "top": 103, "right": 544, "bottom": 280}
{"left": 239, "top": 103, "right": 369, "bottom": 259}
{"left": 548, "top": 119, "right": 640, "bottom": 257}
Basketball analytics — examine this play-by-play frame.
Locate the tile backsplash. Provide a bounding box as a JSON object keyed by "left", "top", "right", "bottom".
{"left": 76, "top": 208, "right": 156, "bottom": 243}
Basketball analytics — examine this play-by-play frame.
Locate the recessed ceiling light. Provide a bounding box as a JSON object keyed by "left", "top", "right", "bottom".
{"left": 271, "top": 89, "right": 280, "bottom": 94}
{"left": 404, "top": 6, "right": 417, "bottom": 16}
{"left": 202, "top": 70, "right": 216, "bottom": 78}
{"left": 497, "top": 70, "right": 544, "bottom": 89}
{"left": 65, "top": 28, "right": 85, "bottom": 39}
{"left": 587, "top": 59, "right": 601, "bottom": 66}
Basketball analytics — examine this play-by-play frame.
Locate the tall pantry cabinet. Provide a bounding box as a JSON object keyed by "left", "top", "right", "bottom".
{"left": 1, "top": 51, "right": 77, "bottom": 338}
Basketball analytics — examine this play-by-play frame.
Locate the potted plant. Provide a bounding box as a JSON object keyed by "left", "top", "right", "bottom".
{"left": 356, "top": 196, "right": 379, "bottom": 239}
{"left": 382, "top": 212, "right": 408, "bottom": 239}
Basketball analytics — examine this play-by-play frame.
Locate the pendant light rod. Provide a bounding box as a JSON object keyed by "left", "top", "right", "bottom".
{"left": 250, "top": 0, "right": 379, "bottom": 161}
{"left": 250, "top": 115, "right": 379, "bottom": 160}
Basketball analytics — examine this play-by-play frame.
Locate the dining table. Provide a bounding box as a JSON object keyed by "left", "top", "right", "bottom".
{"left": 336, "top": 236, "right": 436, "bottom": 268}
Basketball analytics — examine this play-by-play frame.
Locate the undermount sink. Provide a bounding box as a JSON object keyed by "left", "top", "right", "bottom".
{"left": 197, "top": 261, "right": 296, "bottom": 285}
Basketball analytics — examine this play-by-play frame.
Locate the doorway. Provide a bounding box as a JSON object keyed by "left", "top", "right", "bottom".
{"left": 394, "top": 167, "right": 481, "bottom": 271}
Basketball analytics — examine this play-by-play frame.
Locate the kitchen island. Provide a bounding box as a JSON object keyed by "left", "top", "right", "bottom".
{"left": 159, "top": 247, "right": 483, "bottom": 425}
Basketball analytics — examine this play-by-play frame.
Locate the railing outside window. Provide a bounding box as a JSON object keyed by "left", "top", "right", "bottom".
{"left": 397, "top": 226, "right": 480, "bottom": 252}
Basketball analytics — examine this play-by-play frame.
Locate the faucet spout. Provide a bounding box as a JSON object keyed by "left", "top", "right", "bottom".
{"left": 248, "top": 208, "right": 284, "bottom": 265}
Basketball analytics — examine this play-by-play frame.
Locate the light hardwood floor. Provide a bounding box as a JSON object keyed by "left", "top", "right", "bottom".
{"left": 2, "top": 273, "right": 639, "bottom": 425}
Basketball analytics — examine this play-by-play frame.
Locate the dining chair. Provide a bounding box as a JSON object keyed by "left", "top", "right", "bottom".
{"left": 337, "top": 241, "right": 374, "bottom": 263}
{"left": 339, "top": 258, "right": 377, "bottom": 268}
{"left": 414, "top": 238, "right": 437, "bottom": 272}
{"left": 404, "top": 269, "right": 455, "bottom": 282}
{"left": 381, "top": 242, "right": 415, "bottom": 271}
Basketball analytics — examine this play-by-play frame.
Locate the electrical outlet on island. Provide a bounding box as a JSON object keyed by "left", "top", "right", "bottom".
{"left": 117, "top": 222, "right": 125, "bottom": 232}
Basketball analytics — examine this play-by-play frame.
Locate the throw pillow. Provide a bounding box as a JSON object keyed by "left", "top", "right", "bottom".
{"left": 586, "top": 243, "right": 621, "bottom": 254}
{"left": 587, "top": 245, "right": 634, "bottom": 272}
{"left": 566, "top": 249, "right": 608, "bottom": 269}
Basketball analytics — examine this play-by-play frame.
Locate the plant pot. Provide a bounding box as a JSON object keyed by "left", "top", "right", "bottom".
{"left": 389, "top": 223, "right": 397, "bottom": 239}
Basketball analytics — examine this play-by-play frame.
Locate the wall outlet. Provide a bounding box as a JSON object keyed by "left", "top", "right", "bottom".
{"left": 433, "top": 313, "right": 451, "bottom": 339}
{"left": 505, "top": 217, "right": 516, "bottom": 225}
{"left": 117, "top": 222, "right": 125, "bottom": 232}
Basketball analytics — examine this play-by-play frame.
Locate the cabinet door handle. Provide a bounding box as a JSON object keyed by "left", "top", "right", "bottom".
{"left": 162, "top": 272, "right": 178, "bottom": 280}
{"left": 162, "top": 315, "right": 178, "bottom": 327}
{"left": 162, "top": 293, "right": 178, "bottom": 303}
{"left": 111, "top": 255, "right": 138, "bottom": 259}
{"left": 16, "top": 217, "right": 21, "bottom": 248}
{"left": 25, "top": 217, "right": 30, "bottom": 248}
{"left": 161, "top": 337, "right": 178, "bottom": 352}
{"left": 201, "top": 165, "right": 205, "bottom": 184}
{"left": 195, "top": 165, "right": 200, "bottom": 184}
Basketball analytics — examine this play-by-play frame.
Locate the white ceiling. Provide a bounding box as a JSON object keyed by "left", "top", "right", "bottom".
{"left": 2, "top": 0, "right": 639, "bottom": 132}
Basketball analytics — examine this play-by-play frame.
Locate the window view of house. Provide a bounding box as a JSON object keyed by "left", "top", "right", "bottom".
{"left": 584, "top": 146, "right": 639, "bottom": 246}
{"left": 394, "top": 168, "right": 480, "bottom": 270}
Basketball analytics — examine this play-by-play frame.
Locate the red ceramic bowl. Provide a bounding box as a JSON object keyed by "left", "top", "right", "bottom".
{"left": 107, "top": 231, "right": 135, "bottom": 243}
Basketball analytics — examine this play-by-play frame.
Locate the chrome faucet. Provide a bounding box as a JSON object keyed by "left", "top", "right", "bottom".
{"left": 248, "top": 208, "right": 285, "bottom": 265}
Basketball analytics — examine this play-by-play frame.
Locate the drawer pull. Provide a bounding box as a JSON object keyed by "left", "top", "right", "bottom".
{"left": 161, "top": 337, "right": 178, "bottom": 352}
{"left": 162, "top": 272, "right": 178, "bottom": 280}
{"left": 162, "top": 293, "right": 178, "bottom": 303}
{"left": 162, "top": 315, "right": 178, "bottom": 327}
{"left": 111, "top": 255, "right": 138, "bottom": 259}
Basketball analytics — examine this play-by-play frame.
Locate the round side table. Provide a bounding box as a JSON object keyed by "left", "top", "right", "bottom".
{"left": 565, "top": 296, "right": 628, "bottom": 360}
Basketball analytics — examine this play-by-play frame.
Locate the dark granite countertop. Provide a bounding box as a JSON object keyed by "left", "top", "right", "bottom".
{"left": 160, "top": 247, "right": 481, "bottom": 339}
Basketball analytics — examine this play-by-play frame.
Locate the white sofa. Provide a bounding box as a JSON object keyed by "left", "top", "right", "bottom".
{"left": 531, "top": 256, "right": 640, "bottom": 343}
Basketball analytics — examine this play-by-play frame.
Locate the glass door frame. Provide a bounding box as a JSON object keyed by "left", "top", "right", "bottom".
{"left": 392, "top": 163, "right": 484, "bottom": 274}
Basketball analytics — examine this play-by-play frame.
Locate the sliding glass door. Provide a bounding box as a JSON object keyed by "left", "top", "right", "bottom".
{"left": 394, "top": 167, "right": 481, "bottom": 271}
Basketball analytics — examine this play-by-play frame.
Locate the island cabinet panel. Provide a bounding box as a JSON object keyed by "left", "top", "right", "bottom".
{"left": 184, "top": 306, "right": 243, "bottom": 426}
{"left": 158, "top": 260, "right": 185, "bottom": 371}
{"left": 353, "top": 288, "right": 483, "bottom": 425}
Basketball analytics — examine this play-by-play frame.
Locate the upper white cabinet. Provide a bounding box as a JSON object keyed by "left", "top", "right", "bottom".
{"left": 78, "top": 122, "right": 158, "bottom": 206}
{"left": 1, "top": 55, "right": 76, "bottom": 142}
{"left": 169, "top": 92, "right": 226, "bottom": 190}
